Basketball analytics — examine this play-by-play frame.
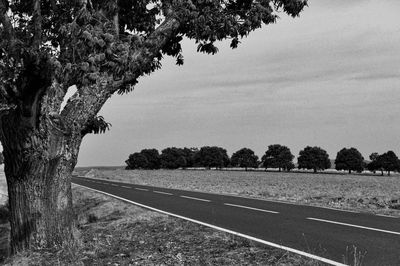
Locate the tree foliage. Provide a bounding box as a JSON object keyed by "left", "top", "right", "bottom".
{"left": 194, "top": 146, "right": 230, "bottom": 169}
{"left": 368, "top": 151, "right": 400, "bottom": 176}
{"left": 125, "top": 148, "right": 160, "bottom": 169}
{"left": 297, "top": 146, "right": 331, "bottom": 173}
{"left": 231, "top": 148, "right": 259, "bottom": 170}
{"left": 334, "top": 147, "right": 364, "bottom": 174}
{"left": 160, "top": 147, "right": 187, "bottom": 169}
{"left": 262, "top": 144, "right": 294, "bottom": 171}
{"left": 125, "top": 152, "right": 148, "bottom": 169}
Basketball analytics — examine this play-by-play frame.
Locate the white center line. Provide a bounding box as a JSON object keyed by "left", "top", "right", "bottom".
{"left": 224, "top": 203, "right": 279, "bottom": 214}
{"left": 154, "top": 191, "right": 173, "bottom": 195}
{"left": 121, "top": 186, "right": 131, "bottom": 189}
{"left": 307, "top": 217, "right": 400, "bottom": 236}
{"left": 180, "top": 195, "right": 211, "bottom": 202}
{"left": 111, "top": 184, "right": 119, "bottom": 187}
{"left": 135, "top": 188, "right": 149, "bottom": 191}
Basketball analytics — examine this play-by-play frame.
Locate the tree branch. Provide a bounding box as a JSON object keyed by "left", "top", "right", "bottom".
{"left": 32, "top": 0, "right": 42, "bottom": 49}
{"left": 116, "top": 15, "right": 181, "bottom": 90}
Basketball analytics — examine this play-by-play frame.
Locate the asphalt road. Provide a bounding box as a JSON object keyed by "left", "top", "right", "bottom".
{"left": 72, "top": 176, "right": 400, "bottom": 266}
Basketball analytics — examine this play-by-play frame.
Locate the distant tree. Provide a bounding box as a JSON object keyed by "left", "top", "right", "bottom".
{"left": 160, "top": 147, "right": 187, "bottom": 169}
{"left": 298, "top": 146, "right": 331, "bottom": 173}
{"left": 379, "top": 151, "right": 400, "bottom": 176}
{"left": 125, "top": 153, "right": 148, "bottom": 170}
{"left": 367, "top": 152, "right": 382, "bottom": 175}
{"left": 262, "top": 144, "right": 294, "bottom": 172}
{"left": 140, "top": 149, "right": 161, "bottom": 169}
{"left": 182, "top": 147, "right": 198, "bottom": 168}
{"left": 194, "top": 146, "right": 230, "bottom": 169}
{"left": 335, "top": 147, "right": 364, "bottom": 174}
{"left": 231, "top": 148, "right": 259, "bottom": 171}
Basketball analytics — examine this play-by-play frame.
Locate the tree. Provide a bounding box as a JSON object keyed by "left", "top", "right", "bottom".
{"left": 379, "top": 151, "right": 400, "bottom": 176}
{"left": 231, "top": 148, "right": 259, "bottom": 171}
{"left": 335, "top": 147, "right": 364, "bottom": 174}
{"left": 181, "top": 147, "right": 198, "bottom": 168}
{"left": 194, "top": 146, "right": 230, "bottom": 169}
{"left": 125, "top": 152, "right": 148, "bottom": 169}
{"left": 0, "top": 0, "right": 307, "bottom": 252}
{"left": 298, "top": 146, "right": 331, "bottom": 173}
{"left": 140, "top": 149, "right": 161, "bottom": 169}
{"left": 367, "top": 152, "right": 382, "bottom": 174}
{"left": 262, "top": 144, "right": 294, "bottom": 171}
{"left": 160, "top": 147, "right": 186, "bottom": 169}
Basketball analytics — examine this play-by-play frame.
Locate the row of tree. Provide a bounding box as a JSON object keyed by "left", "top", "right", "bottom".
{"left": 125, "top": 145, "right": 400, "bottom": 175}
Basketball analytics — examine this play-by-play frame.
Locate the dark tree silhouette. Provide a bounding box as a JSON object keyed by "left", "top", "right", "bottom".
{"left": 140, "top": 149, "right": 161, "bottom": 169}
{"left": 160, "top": 147, "right": 187, "bottom": 169}
{"left": 335, "top": 147, "right": 364, "bottom": 174}
{"left": 125, "top": 152, "right": 149, "bottom": 169}
{"left": 298, "top": 146, "right": 331, "bottom": 173}
{"left": 379, "top": 151, "right": 400, "bottom": 176}
{"left": 231, "top": 148, "right": 259, "bottom": 171}
{"left": 367, "top": 152, "right": 382, "bottom": 175}
{"left": 194, "top": 146, "right": 230, "bottom": 169}
{"left": 0, "top": 0, "right": 307, "bottom": 252}
{"left": 262, "top": 144, "right": 294, "bottom": 172}
{"left": 181, "top": 147, "right": 198, "bottom": 168}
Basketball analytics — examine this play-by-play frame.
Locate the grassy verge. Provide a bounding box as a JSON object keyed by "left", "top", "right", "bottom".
{"left": 1, "top": 186, "right": 316, "bottom": 265}
{"left": 79, "top": 168, "right": 400, "bottom": 217}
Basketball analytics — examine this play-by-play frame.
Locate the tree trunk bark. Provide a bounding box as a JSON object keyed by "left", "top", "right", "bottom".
{"left": 348, "top": 169, "right": 351, "bottom": 174}
{"left": 0, "top": 112, "right": 82, "bottom": 253}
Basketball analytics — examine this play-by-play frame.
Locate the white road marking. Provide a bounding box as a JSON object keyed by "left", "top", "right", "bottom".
{"left": 307, "top": 217, "right": 400, "bottom": 236}
{"left": 154, "top": 191, "right": 173, "bottom": 196}
{"left": 376, "top": 214, "right": 397, "bottom": 218}
{"left": 111, "top": 184, "right": 119, "bottom": 187}
{"left": 121, "top": 186, "right": 131, "bottom": 189}
{"left": 73, "top": 183, "right": 346, "bottom": 266}
{"left": 180, "top": 195, "right": 211, "bottom": 202}
{"left": 135, "top": 188, "right": 148, "bottom": 191}
{"left": 224, "top": 203, "right": 279, "bottom": 214}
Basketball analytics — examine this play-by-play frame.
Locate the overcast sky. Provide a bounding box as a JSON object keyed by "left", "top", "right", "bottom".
{"left": 78, "top": 0, "right": 400, "bottom": 166}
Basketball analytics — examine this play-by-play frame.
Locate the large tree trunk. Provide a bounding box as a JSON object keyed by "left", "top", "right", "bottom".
{"left": 0, "top": 112, "right": 82, "bottom": 253}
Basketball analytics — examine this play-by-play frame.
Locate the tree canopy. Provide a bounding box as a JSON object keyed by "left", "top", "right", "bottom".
{"left": 335, "top": 147, "right": 364, "bottom": 174}
{"left": 262, "top": 144, "right": 294, "bottom": 171}
{"left": 194, "top": 146, "right": 230, "bottom": 169}
{"left": 231, "top": 147, "right": 259, "bottom": 170}
{"left": 297, "top": 146, "right": 331, "bottom": 173}
{"left": 160, "top": 147, "right": 187, "bottom": 169}
{"left": 125, "top": 148, "right": 160, "bottom": 169}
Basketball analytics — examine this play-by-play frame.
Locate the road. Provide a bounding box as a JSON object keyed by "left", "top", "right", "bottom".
{"left": 72, "top": 176, "right": 400, "bottom": 266}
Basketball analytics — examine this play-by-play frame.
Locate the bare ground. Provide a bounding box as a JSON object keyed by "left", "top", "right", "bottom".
{"left": 81, "top": 168, "right": 400, "bottom": 217}
{"left": 1, "top": 186, "right": 316, "bottom": 265}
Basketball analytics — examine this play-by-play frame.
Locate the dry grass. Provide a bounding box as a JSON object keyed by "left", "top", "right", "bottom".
{"left": 1, "top": 186, "right": 317, "bottom": 265}
{"left": 82, "top": 168, "right": 400, "bottom": 217}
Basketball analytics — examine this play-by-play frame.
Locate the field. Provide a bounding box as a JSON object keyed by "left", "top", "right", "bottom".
{"left": 81, "top": 168, "right": 400, "bottom": 217}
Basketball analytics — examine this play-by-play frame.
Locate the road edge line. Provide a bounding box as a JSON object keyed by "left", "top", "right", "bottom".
{"left": 73, "top": 183, "right": 346, "bottom": 266}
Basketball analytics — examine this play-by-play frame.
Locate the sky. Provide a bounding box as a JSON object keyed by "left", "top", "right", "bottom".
{"left": 78, "top": 0, "right": 400, "bottom": 166}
